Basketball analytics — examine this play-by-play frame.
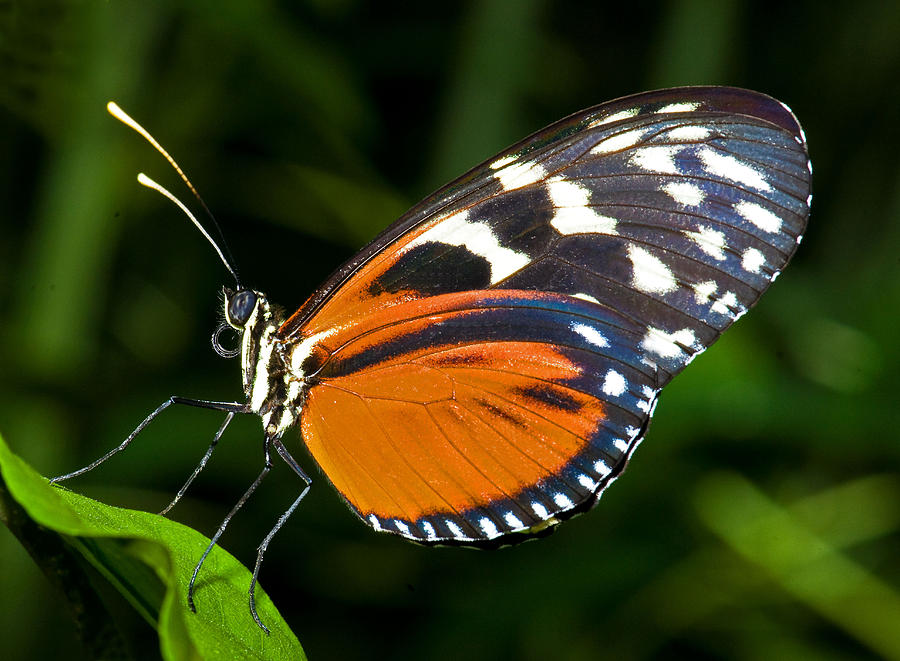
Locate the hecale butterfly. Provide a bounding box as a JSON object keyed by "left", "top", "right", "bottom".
{"left": 55, "top": 87, "right": 811, "bottom": 631}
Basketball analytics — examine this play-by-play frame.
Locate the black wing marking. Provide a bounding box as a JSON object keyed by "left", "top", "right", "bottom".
{"left": 282, "top": 87, "right": 810, "bottom": 388}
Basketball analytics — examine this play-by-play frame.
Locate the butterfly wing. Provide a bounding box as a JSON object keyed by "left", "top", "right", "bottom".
{"left": 297, "top": 290, "right": 657, "bottom": 542}
{"left": 279, "top": 87, "right": 811, "bottom": 543}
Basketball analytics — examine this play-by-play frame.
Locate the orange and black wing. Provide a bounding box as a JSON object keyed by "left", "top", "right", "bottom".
{"left": 297, "top": 291, "right": 657, "bottom": 542}
{"left": 278, "top": 87, "right": 811, "bottom": 543}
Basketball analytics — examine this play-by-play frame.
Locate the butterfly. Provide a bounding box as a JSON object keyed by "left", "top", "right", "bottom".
{"left": 55, "top": 86, "right": 811, "bottom": 632}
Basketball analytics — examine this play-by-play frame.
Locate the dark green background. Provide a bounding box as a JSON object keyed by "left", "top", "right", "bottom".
{"left": 2, "top": 1, "right": 899, "bottom": 659}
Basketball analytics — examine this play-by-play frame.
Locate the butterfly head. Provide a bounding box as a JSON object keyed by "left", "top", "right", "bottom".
{"left": 224, "top": 287, "right": 261, "bottom": 329}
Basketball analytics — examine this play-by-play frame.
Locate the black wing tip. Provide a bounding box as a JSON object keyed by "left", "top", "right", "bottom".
{"left": 599, "top": 86, "right": 807, "bottom": 146}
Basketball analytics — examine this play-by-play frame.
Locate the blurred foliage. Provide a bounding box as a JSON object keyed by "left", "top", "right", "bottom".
{"left": 1, "top": 0, "right": 899, "bottom": 659}
{"left": 0, "top": 433, "right": 304, "bottom": 659}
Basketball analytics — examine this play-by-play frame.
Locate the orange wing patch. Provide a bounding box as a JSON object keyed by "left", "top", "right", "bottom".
{"left": 280, "top": 211, "right": 455, "bottom": 339}
{"left": 300, "top": 340, "right": 605, "bottom": 525}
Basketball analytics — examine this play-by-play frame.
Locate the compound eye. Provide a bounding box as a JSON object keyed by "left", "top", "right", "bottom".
{"left": 228, "top": 289, "right": 257, "bottom": 327}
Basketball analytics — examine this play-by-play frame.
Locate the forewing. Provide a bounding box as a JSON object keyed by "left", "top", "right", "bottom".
{"left": 281, "top": 86, "right": 811, "bottom": 384}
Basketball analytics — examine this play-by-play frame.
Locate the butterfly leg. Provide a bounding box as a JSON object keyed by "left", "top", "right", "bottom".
{"left": 50, "top": 396, "right": 249, "bottom": 484}
{"left": 159, "top": 411, "right": 236, "bottom": 515}
{"left": 248, "top": 437, "right": 312, "bottom": 634}
{"left": 187, "top": 433, "right": 274, "bottom": 614}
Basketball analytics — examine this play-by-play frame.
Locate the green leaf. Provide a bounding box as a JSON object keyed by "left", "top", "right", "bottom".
{"left": 0, "top": 432, "right": 305, "bottom": 661}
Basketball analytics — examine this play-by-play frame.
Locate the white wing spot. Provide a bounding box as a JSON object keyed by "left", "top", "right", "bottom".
{"left": 493, "top": 159, "right": 547, "bottom": 191}
{"left": 741, "top": 247, "right": 766, "bottom": 273}
{"left": 572, "top": 293, "right": 600, "bottom": 304}
{"left": 489, "top": 154, "right": 516, "bottom": 170}
{"left": 602, "top": 369, "right": 627, "bottom": 397}
{"left": 685, "top": 225, "right": 728, "bottom": 260}
{"left": 407, "top": 209, "right": 530, "bottom": 284}
{"left": 657, "top": 101, "right": 701, "bottom": 113}
{"left": 578, "top": 474, "right": 597, "bottom": 490}
{"left": 547, "top": 176, "right": 590, "bottom": 206}
{"left": 393, "top": 519, "right": 411, "bottom": 536}
{"left": 641, "top": 326, "right": 698, "bottom": 359}
{"left": 553, "top": 493, "right": 574, "bottom": 509}
{"left": 421, "top": 521, "right": 437, "bottom": 540}
{"left": 591, "top": 108, "right": 639, "bottom": 126}
{"left": 503, "top": 512, "right": 524, "bottom": 529}
{"left": 692, "top": 280, "right": 718, "bottom": 305}
{"left": 613, "top": 438, "right": 629, "bottom": 453}
{"left": 446, "top": 520, "right": 466, "bottom": 539}
{"left": 479, "top": 517, "right": 500, "bottom": 539}
{"left": 735, "top": 200, "right": 783, "bottom": 233}
{"left": 666, "top": 125, "right": 711, "bottom": 140}
{"left": 531, "top": 501, "right": 550, "bottom": 519}
{"left": 594, "top": 460, "right": 612, "bottom": 477}
{"left": 663, "top": 181, "right": 705, "bottom": 206}
{"left": 698, "top": 147, "right": 772, "bottom": 191}
{"left": 591, "top": 128, "right": 648, "bottom": 154}
{"left": 571, "top": 321, "right": 609, "bottom": 348}
{"left": 290, "top": 327, "right": 339, "bottom": 376}
{"left": 637, "top": 387, "right": 655, "bottom": 413}
{"left": 627, "top": 245, "right": 677, "bottom": 294}
{"left": 630, "top": 145, "right": 681, "bottom": 174}
{"left": 711, "top": 291, "right": 741, "bottom": 318}
{"left": 547, "top": 177, "right": 618, "bottom": 235}
{"left": 368, "top": 514, "right": 382, "bottom": 531}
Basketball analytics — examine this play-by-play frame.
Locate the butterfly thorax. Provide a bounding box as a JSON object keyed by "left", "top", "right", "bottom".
{"left": 224, "top": 287, "right": 305, "bottom": 437}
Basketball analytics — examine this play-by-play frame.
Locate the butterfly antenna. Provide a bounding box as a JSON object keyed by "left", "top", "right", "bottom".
{"left": 107, "top": 101, "right": 242, "bottom": 287}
